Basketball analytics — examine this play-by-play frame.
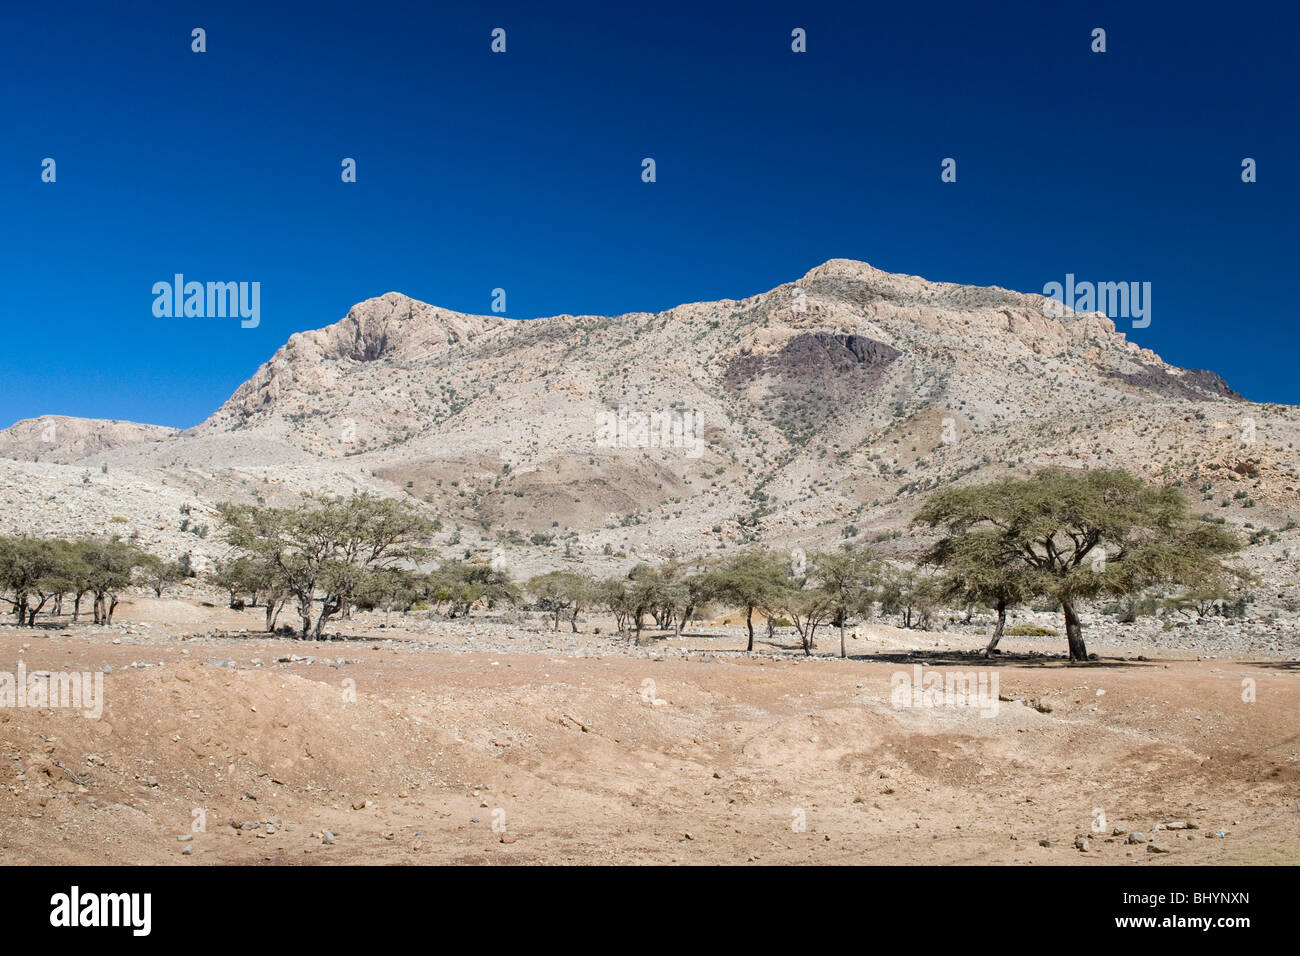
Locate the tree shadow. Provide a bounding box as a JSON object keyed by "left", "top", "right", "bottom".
{"left": 844, "top": 649, "right": 1159, "bottom": 668}
{"left": 1247, "top": 660, "right": 1300, "bottom": 671}
{"left": 302, "top": 632, "right": 391, "bottom": 643}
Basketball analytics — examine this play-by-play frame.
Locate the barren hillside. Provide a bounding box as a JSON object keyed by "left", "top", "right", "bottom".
{"left": 2, "top": 259, "right": 1298, "bottom": 585}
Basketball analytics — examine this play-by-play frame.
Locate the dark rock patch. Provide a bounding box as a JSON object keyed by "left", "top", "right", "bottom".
{"left": 1107, "top": 365, "right": 1241, "bottom": 402}
{"left": 723, "top": 333, "right": 902, "bottom": 444}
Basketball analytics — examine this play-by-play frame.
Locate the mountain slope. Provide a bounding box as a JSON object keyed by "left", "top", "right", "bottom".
{"left": 3, "top": 259, "right": 1296, "bottom": 582}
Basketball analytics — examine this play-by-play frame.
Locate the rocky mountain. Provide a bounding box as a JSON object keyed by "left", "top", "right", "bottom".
{"left": 2, "top": 258, "right": 1298, "bottom": 591}
{"left": 0, "top": 416, "right": 179, "bottom": 464}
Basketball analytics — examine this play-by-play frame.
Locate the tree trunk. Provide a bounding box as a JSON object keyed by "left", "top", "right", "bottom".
{"left": 745, "top": 606, "right": 754, "bottom": 652}
{"left": 839, "top": 619, "right": 847, "bottom": 659}
{"left": 312, "top": 598, "right": 341, "bottom": 641}
{"left": 27, "top": 594, "right": 48, "bottom": 626}
{"left": 984, "top": 601, "right": 1007, "bottom": 656}
{"left": 1062, "top": 600, "right": 1088, "bottom": 661}
{"left": 266, "top": 598, "right": 284, "bottom": 633}
{"left": 570, "top": 608, "right": 580, "bottom": 633}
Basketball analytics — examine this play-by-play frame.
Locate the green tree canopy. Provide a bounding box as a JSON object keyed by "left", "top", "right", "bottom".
{"left": 915, "top": 467, "right": 1245, "bottom": 661}
{"left": 705, "top": 549, "right": 789, "bottom": 652}
{"left": 220, "top": 493, "right": 434, "bottom": 639}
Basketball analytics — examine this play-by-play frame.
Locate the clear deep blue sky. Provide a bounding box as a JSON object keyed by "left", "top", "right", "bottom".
{"left": 2, "top": 0, "right": 1296, "bottom": 428}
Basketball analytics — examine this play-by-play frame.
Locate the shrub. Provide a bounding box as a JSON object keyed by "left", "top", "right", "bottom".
{"left": 1005, "top": 624, "right": 1058, "bottom": 637}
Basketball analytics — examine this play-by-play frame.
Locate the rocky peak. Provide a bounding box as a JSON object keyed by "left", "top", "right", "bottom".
{"left": 204, "top": 293, "right": 511, "bottom": 425}
{"left": 298, "top": 293, "right": 508, "bottom": 364}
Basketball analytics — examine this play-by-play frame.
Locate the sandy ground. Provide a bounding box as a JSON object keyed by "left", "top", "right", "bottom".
{"left": 0, "top": 598, "right": 1297, "bottom": 865}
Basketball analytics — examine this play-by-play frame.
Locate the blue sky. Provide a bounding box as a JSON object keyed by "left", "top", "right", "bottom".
{"left": 2, "top": 0, "right": 1296, "bottom": 428}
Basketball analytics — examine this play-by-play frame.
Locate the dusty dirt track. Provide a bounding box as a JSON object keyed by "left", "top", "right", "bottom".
{"left": 1, "top": 600, "right": 1297, "bottom": 865}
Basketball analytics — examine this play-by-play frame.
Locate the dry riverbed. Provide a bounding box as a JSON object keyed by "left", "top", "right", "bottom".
{"left": 1, "top": 598, "right": 1296, "bottom": 865}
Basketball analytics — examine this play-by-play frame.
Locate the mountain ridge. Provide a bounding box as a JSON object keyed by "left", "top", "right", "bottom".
{"left": 0, "top": 258, "right": 1293, "bottom": 585}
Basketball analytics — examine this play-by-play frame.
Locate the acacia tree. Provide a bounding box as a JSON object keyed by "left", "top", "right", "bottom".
{"left": 209, "top": 554, "right": 287, "bottom": 629}
{"left": 33, "top": 540, "right": 86, "bottom": 623}
{"left": 0, "top": 537, "right": 61, "bottom": 625}
{"left": 878, "top": 565, "right": 940, "bottom": 629}
{"left": 355, "top": 567, "right": 419, "bottom": 624}
{"left": 139, "top": 553, "right": 187, "bottom": 598}
{"left": 429, "top": 560, "right": 518, "bottom": 618}
{"left": 776, "top": 570, "right": 835, "bottom": 656}
{"left": 595, "top": 566, "right": 687, "bottom": 645}
{"left": 647, "top": 566, "right": 690, "bottom": 632}
{"left": 815, "top": 549, "right": 884, "bottom": 658}
{"left": 0, "top": 537, "right": 145, "bottom": 627}
{"left": 211, "top": 555, "right": 260, "bottom": 608}
{"left": 59, "top": 543, "right": 95, "bottom": 623}
{"left": 622, "top": 564, "right": 674, "bottom": 644}
{"left": 673, "top": 561, "right": 714, "bottom": 638}
{"left": 529, "top": 571, "right": 598, "bottom": 632}
{"left": 81, "top": 537, "right": 149, "bottom": 625}
{"left": 220, "top": 493, "right": 433, "bottom": 640}
{"left": 558, "top": 573, "right": 598, "bottom": 633}
{"left": 1178, "top": 578, "right": 1250, "bottom": 618}
{"left": 915, "top": 467, "right": 1244, "bottom": 661}
{"left": 597, "top": 577, "right": 635, "bottom": 637}
{"left": 921, "top": 529, "right": 1031, "bottom": 656}
{"left": 259, "top": 562, "right": 290, "bottom": 632}
{"left": 706, "top": 550, "right": 788, "bottom": 652}
{"left": 427, "top": 560, "right": 484, "bottom": 617}
{"left": 529, "top": 571, "right": 574, "bottom": 630}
